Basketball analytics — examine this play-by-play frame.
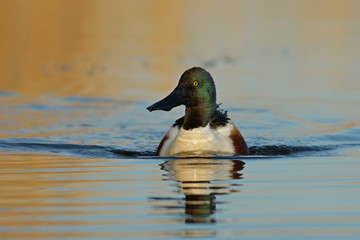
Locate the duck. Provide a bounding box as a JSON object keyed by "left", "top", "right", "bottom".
{"left": 147, "top": 67, "right": 248, "bottom": 156}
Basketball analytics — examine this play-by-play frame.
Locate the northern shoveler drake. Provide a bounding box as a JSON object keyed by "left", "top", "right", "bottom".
{"left": 147, "top": 67, "right": 248, "bottom": 156}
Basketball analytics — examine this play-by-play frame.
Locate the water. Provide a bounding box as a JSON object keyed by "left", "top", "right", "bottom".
{"left": 1, "top": 1, "right": 360, "bottom": 239}
{"left": 1, "top": 94, "right": 359, "bottom": 239}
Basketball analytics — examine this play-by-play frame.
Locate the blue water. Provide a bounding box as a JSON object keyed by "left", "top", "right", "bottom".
{"left": 1, "top": 93, "right": 358, "bottom": 158}
{"left": 0, "top": 93, "right": 359, "bottom": 239}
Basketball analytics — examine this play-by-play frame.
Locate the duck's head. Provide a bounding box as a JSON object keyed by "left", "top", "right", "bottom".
{"left": 147, "top": 67, "right": 216, "bottom": 112}
{"left": 147, "top": 67, "right": 217, "bottom": 129}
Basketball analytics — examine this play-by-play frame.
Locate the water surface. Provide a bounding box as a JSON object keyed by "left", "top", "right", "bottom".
{"left": 1, "top": 1, "right": 360, "bottom": 239}
{"left": 1, "top": 94, "right": 359, "bottom": 239}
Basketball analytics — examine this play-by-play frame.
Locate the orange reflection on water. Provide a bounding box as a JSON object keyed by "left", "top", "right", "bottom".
{"left": 0, "top": 151, "right": 168, "bottom": 239}
{"left": 0, "top": 0, "right": 187, "bottom": 99}
{"left": 1, "top": 0, "right": 359, "bottom": 102}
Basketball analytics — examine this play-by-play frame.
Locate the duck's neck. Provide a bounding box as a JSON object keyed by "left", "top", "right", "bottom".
{"left": 183, "top": 105, "right": 215, "bottom": 130}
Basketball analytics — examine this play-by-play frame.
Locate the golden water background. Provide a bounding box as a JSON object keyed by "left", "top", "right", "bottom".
{"left": 1, "top": 0, "right": 359, "bottom": 102}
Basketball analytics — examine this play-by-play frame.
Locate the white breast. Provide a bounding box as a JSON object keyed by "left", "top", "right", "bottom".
{"left": 159, "top": 123, "right": 235, "bottom": 156}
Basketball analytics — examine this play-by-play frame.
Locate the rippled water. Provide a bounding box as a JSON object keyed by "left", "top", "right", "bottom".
{"left": 1, "top": 1, "right": 360, "bottom": 239}
{"left": 1, "top": 93, "right": 360, "bottom": 239}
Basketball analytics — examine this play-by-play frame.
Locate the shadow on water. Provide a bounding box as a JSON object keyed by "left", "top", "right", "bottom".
{"left": 149, "top": 158, "right": 245, "bottom": 236}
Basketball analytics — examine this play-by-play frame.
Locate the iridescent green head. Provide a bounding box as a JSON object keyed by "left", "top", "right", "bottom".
{"left": 147, "top": 67, "right": 217, "bottom": 129}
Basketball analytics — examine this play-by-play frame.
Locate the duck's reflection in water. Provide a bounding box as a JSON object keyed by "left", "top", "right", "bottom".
{"left": 151, "top": 158, "right": 245, "bottom": 225}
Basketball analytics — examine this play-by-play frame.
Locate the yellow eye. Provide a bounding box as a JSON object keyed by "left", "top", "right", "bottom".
{"left": 193, "top": 81, "right": 199, "bottom": 86}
